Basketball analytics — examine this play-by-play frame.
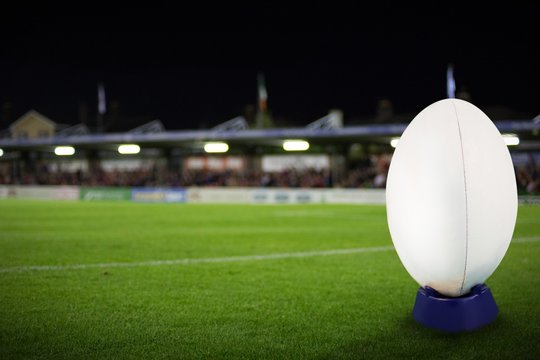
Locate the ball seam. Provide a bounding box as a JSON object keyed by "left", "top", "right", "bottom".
{"left": 452, "top": 100, "right": 469, "bottom": 295}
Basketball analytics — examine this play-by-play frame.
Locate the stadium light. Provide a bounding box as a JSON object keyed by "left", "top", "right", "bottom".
{"left": 204, "top": 142, "right": 229, "bottom": 153}
{"left": 118, "top": 144, "right": 141, "bottom": 154}
{"left": 502, "top": 134, "right": 519, "bottom": 146}
{"left": 390, "top": 138, "right": 400, "bottom": 148}
{"left": 0, "top": 148, "right": 3, "bottom": 157}
{"left": 54, "top": 146, "right": 75, "bottom": 156}
{"left": 283, "top": 140, "right": 309, "bottom": 151}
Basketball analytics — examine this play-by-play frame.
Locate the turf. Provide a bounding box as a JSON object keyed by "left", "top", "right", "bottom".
{"left": 0, "top": 200, "right": 539, "bottom": 359}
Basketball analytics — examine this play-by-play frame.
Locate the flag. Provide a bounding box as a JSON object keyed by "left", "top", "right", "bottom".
{"left": 98, "top": 83, "right": 106, "bottom": 115}
{"left": 447, "top": 64, "right": 456, "bottom": 99}
{"left": 255, "top": 73, "right": 273, "bottom": 128}
{"left": 257, "top": 73, "right": 267, "bottom": 112}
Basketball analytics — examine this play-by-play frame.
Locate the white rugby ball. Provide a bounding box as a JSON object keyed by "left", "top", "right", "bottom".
{"left": 386, "top": 99, "right": 518, "bottom": 297}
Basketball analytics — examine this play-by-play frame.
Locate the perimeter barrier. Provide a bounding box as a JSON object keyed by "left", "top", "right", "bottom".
{"left": 0, "top": 185, "right": 537, "bottom": 205}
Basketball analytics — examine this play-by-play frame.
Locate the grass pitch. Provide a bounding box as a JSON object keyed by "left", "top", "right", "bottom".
{"left": 0, "top": 200, "right": 539, "bottom": 359}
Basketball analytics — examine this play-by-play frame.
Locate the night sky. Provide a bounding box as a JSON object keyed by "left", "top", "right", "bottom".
{"left": 1, "top": 7, "right": 539, "bottom": 130}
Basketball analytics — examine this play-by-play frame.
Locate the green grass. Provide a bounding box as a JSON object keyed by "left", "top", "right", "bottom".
{"left": 0, "top": 200, "right": 539, "bottom": 359}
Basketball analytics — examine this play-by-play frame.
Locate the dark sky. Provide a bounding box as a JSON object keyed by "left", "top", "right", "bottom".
{"left": 1, "top": 7, "right": 539, "bottom": 130}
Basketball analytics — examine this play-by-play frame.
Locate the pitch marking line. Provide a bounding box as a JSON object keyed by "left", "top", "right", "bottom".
{"left": 513, "top": 236, "right": 540, "bottom": 243}
{"left": 0, "top": 246, "right": 394, "bottom": 273}
{"left": 0, "top": 237, "right": 539, "bottom": 274}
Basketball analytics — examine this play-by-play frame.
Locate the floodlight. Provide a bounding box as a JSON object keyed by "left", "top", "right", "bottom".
{"left": 502, "top": 134, "right": 519, "bottom": 146}
{"left": 283, "top": 140, "right": 309, "bottom": 151}
{"left": 118, "top": 144, "right": 141, "bottom": 154}
{"left": 54, "top": 146, "right": 75, "bottom": 156}
{"left": 204, "top": 142, "right": 229, "bottom": 153}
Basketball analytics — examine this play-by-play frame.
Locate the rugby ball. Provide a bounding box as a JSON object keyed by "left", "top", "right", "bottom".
{"left": 386, "top": 99, "right": 518, "bottom": 297}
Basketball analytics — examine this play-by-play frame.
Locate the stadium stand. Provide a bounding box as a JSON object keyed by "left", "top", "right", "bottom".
{"left": 0, "top": 110, "right": 539, "bottom": 194}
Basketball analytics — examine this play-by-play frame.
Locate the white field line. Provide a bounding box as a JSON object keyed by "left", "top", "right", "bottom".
{"left": 0, "top": 246, "right": 394, "bottom": 273}
{"left": 1, "top": 236, "right": 539, "bottom": 274}
{"left": 513, "top": 236, "right": 540, "bottom": 243}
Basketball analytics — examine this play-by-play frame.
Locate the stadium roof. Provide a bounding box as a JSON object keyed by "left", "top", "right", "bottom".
{"left": 0, "top": 120, "right": 539, "bottom": 151}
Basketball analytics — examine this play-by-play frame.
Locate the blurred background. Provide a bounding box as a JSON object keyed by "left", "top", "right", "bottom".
{"left": 0, "top": 7, "right": 539, "bottom": 196}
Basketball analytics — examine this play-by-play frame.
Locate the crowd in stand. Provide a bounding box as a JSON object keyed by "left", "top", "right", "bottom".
{"left": 1, "top": 154, "right": 539, "bottom": 193}
{"left": 0, "top": 167, "right": 367, "bottom": 188}
{"left": 516, "top": 163, "right": 540, "bottom": 194}
{"left": 0, "top": 156, "right": 388, "bottom": 188}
